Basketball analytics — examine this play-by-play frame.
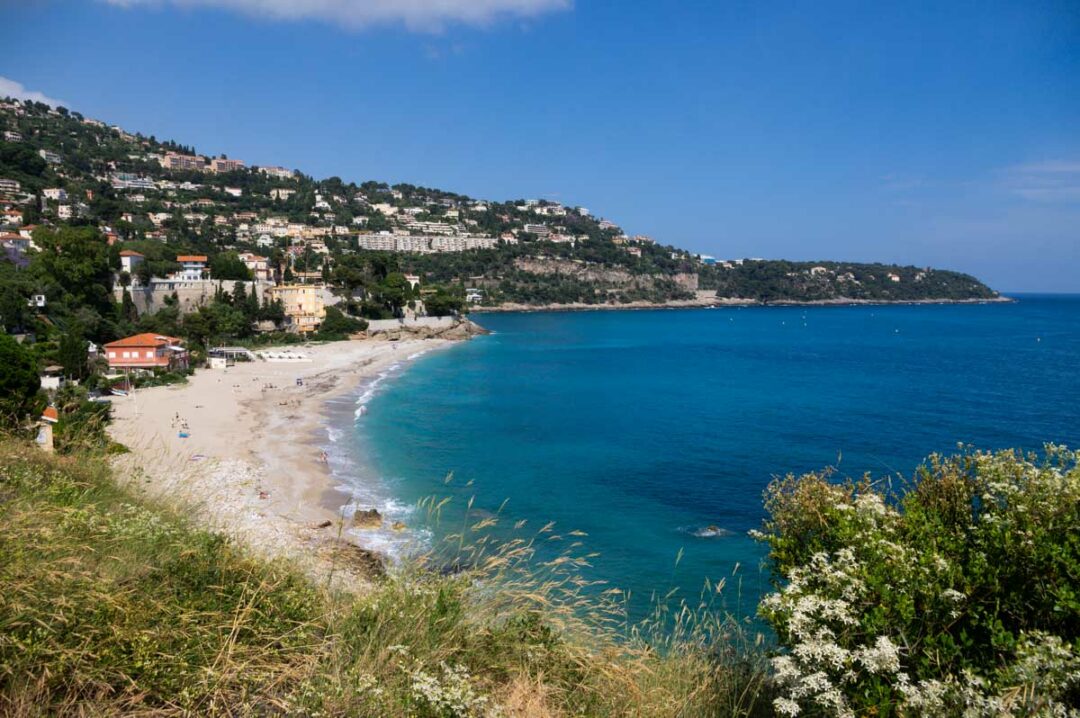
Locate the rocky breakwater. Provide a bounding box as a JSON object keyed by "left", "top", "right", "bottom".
{"left": 362, "top": 317, "right": 490, "bottom": 342}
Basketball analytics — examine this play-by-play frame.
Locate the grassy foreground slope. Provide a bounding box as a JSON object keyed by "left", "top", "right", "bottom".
{"left": 0, "top": 441, "right": 769, "bottom": 717}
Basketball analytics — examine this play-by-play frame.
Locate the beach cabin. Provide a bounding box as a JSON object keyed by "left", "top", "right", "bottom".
{"left": 103, "top": 333, "right": 188, "bottom": 371}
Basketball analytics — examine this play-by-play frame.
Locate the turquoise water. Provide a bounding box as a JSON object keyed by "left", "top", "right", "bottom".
{"left": 332, "top": 296, "right": 1080, "bottom": 618}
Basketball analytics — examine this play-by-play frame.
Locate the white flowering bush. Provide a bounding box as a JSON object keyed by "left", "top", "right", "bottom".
{"left": 409, "top": 661, "right": 500, "bottom": 718}
{"left": 755, "top": 447, "right": 1080, "bottom": 716}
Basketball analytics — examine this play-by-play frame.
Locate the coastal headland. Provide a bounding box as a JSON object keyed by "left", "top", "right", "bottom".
{"left": 472, "top": 293, "right": 1015, "bottom": 313}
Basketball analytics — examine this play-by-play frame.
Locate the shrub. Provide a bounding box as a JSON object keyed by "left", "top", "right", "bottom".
{"left": 316, "top": 305, "right": 368, "bottom": 341}
{"left": 754, "top": 447, "right": 1080, "bottom": 716}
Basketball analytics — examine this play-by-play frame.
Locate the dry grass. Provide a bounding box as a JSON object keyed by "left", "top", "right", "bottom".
{"left": 0, "top": 440, "right": 773, "bottom": 716}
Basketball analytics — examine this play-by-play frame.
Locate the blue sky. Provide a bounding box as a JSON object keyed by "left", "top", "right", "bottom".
{"left": 3, "top": 0, "right": 1078, "bottom": 291}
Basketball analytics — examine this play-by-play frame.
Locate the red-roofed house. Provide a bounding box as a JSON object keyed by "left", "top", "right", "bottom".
{"left": 238, "top": 252, "right": 272, "bottom": 281}
{"left": 119, "top": 249, "right": 144, "bottom": 274}
{"left": 173, "top": 255, "right": 208, "bottom": 281}
{"left": 103, "top": 334, "right": 188, "bottom": 370}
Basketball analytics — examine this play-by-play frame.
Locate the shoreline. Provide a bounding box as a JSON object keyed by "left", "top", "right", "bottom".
{"left": 108, "top": 336, "right": 460, "bottom": 588}
{"left": 471, "top": 295, "right": 1015, "bottom": 313}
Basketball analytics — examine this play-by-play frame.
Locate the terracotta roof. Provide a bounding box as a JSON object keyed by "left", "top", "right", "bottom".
{"left": 42, "top": 406, "right": 59, "bottom": 423}
{"left": 103, "top": 333, "right": 181, "bottom": 349}
{"left": 176, "top": 255, "right": 208, "bottom": 262}
{"left": 119, "top": 250, "right": 144, "bottom": 257}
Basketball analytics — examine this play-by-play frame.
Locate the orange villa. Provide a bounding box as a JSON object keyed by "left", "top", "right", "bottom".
{"left": 103, "top": 333, "right": 188, "bottom": 371}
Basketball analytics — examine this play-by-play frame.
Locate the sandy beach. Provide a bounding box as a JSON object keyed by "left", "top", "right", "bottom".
{"left": 108, "top": 337, "right": 455, "bottom": 586}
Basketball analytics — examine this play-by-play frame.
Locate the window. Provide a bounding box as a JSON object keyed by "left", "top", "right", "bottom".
{"left": 122, "top": 351, "right": 130, "bottom": 358}
{"left": 108, "top": 351, "right": 116, "bottom": 359}
{"left": 146, "top": 350, "right": 155, "bottom": 358}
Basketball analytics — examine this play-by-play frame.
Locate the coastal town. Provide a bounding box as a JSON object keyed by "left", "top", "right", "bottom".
{"left": 0, "top": 92, "right": 1006, "bottom": 506}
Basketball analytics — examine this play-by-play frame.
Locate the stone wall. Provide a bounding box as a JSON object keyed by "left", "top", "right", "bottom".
{"left": 116, "top": 280, "right": 270, "bottom": 315}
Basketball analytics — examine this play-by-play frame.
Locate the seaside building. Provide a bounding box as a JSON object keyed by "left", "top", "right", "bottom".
{"left": 103, "top": 333, "right": 188, "bottom": 371}
{"left": 173, "top": 255, "right": 208, "bottom": 281}
{"left": 266, "top": 284, "right": 325, "bottom": 333}
{"left": 119, "top": 249, "right": 145, "bottom": 275}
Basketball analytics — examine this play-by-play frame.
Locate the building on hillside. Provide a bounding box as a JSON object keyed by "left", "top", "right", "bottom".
{"left": 38, "top": 149, "right": 62, "bottom": 164}
{"left": 159, "top": 152, "right": 207, "bottom": 172}
{"left": 0, "top": 178, "right": 21, "bottom": 194}
{"left": 119, "top": 250, "right": 145, "bottom": 275}
{"left": 43, "top": 188, "right": 68, "bottom": 201}
{"left": 258, "top": 166, "right": 294, "bottom": 180}
{"left": 223, "top": 187, "right": 242, "bottom": 197}
{"left": 3, "top": 208, "right": 23, "bottom": 225}
{"left": 404, "top": 274, "right": 420, "bottom": 290}
{"left": 4, "top": 130, "right": 21, "bottom": 142}
{"left": 210, "top": 158, "right": 245, "bottom": 173}
{"left": 523, "top": 223, "right": 550, "bottom": 237}
{"left": 111, "top": 173, "right": 157, "bottom": 190}
{"left": 173, "top": 255, "right": 208, "bottom": 281}
{"left": 270, "top": 188, "right": 295, "bottom": 200}
{"left": 39, "top": 365, "right": 66, "bottom": 391}
{"left": 103, "top": 333, "right": 188, "bottom": 371}
{"left": 238, "top": 252, "right": 272, "bottom": 281}
{"left": 266, "top": 284, "right": 325, "bottom": 333}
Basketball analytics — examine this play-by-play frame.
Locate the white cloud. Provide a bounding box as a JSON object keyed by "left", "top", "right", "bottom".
{"left": 0, "top": 76, "right": 66, "bottom": 107}
{"left": 102, "top": 0, "right": 571, "bottom": 31}
{"left": 1002, "top": 160, "right": 1080, "bottom": 203}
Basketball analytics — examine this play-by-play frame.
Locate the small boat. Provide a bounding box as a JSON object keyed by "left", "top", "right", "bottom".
{"left": 110, "top": 388, "right": 128, "bottom": 397}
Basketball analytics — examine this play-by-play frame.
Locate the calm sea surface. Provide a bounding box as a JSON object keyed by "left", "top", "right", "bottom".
{"left": 326, "top": 295, "right": 1080, "bottom": 618}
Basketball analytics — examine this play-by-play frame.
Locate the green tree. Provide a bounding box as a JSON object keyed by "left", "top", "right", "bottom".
{"left": 317, "top": 306, "right": 367, "bottom": 339}
{"left": 209, "top": 252, "right": 252, "bottom": 281}
{"left": 377, "top": 272, "right": 410, "bottom": 316}
{"left": 58, "top": 325, "right": 89, "bottom": 381}
{"left": 0, "top": 334, "right": 43, "bottom": 429}
{"left": 29, "top": 226, "right": 115, "bottom": 318}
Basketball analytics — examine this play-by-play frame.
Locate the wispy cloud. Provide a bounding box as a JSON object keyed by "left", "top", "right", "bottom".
{"left": 1002, "top": 160, "right": 1080, "bottom": 203}
{"left": 102, "top": 0, "right": 571, "bottom": 32}
{"left": 0, "top": 76, "right": 66, "bottom": 107}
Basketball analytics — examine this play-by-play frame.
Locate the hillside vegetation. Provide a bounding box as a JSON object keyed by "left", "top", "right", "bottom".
{"left": 0, "top": 97, "right": 1000, "bottom": 331}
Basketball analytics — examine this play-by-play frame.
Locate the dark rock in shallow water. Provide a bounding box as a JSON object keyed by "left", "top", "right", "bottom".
{"left": 352, "top": 508, "right": 382, "bottom": 529}
{"left": 693, "top": 525, "right": 733, "bottom": 538}
{"left": 324, "top": 540, "right": 385, "bottom": 579}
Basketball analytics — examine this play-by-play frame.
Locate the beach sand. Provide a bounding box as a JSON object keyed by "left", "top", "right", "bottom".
{"left": 108, "top": 337, "right": 453, "bottom": 586}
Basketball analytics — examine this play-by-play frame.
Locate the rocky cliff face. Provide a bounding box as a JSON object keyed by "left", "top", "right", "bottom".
{"left": 512, "top": 258, "right": 699, "bottom": 291}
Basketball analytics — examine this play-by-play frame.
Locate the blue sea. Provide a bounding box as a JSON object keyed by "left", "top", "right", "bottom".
{"left": 323, "top": 295, "right": 1080, "bottom": 619}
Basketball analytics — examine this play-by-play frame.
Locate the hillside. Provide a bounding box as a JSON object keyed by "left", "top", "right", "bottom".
{"left": 0, "top": 96, "right": 1001, "bottom": 333}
